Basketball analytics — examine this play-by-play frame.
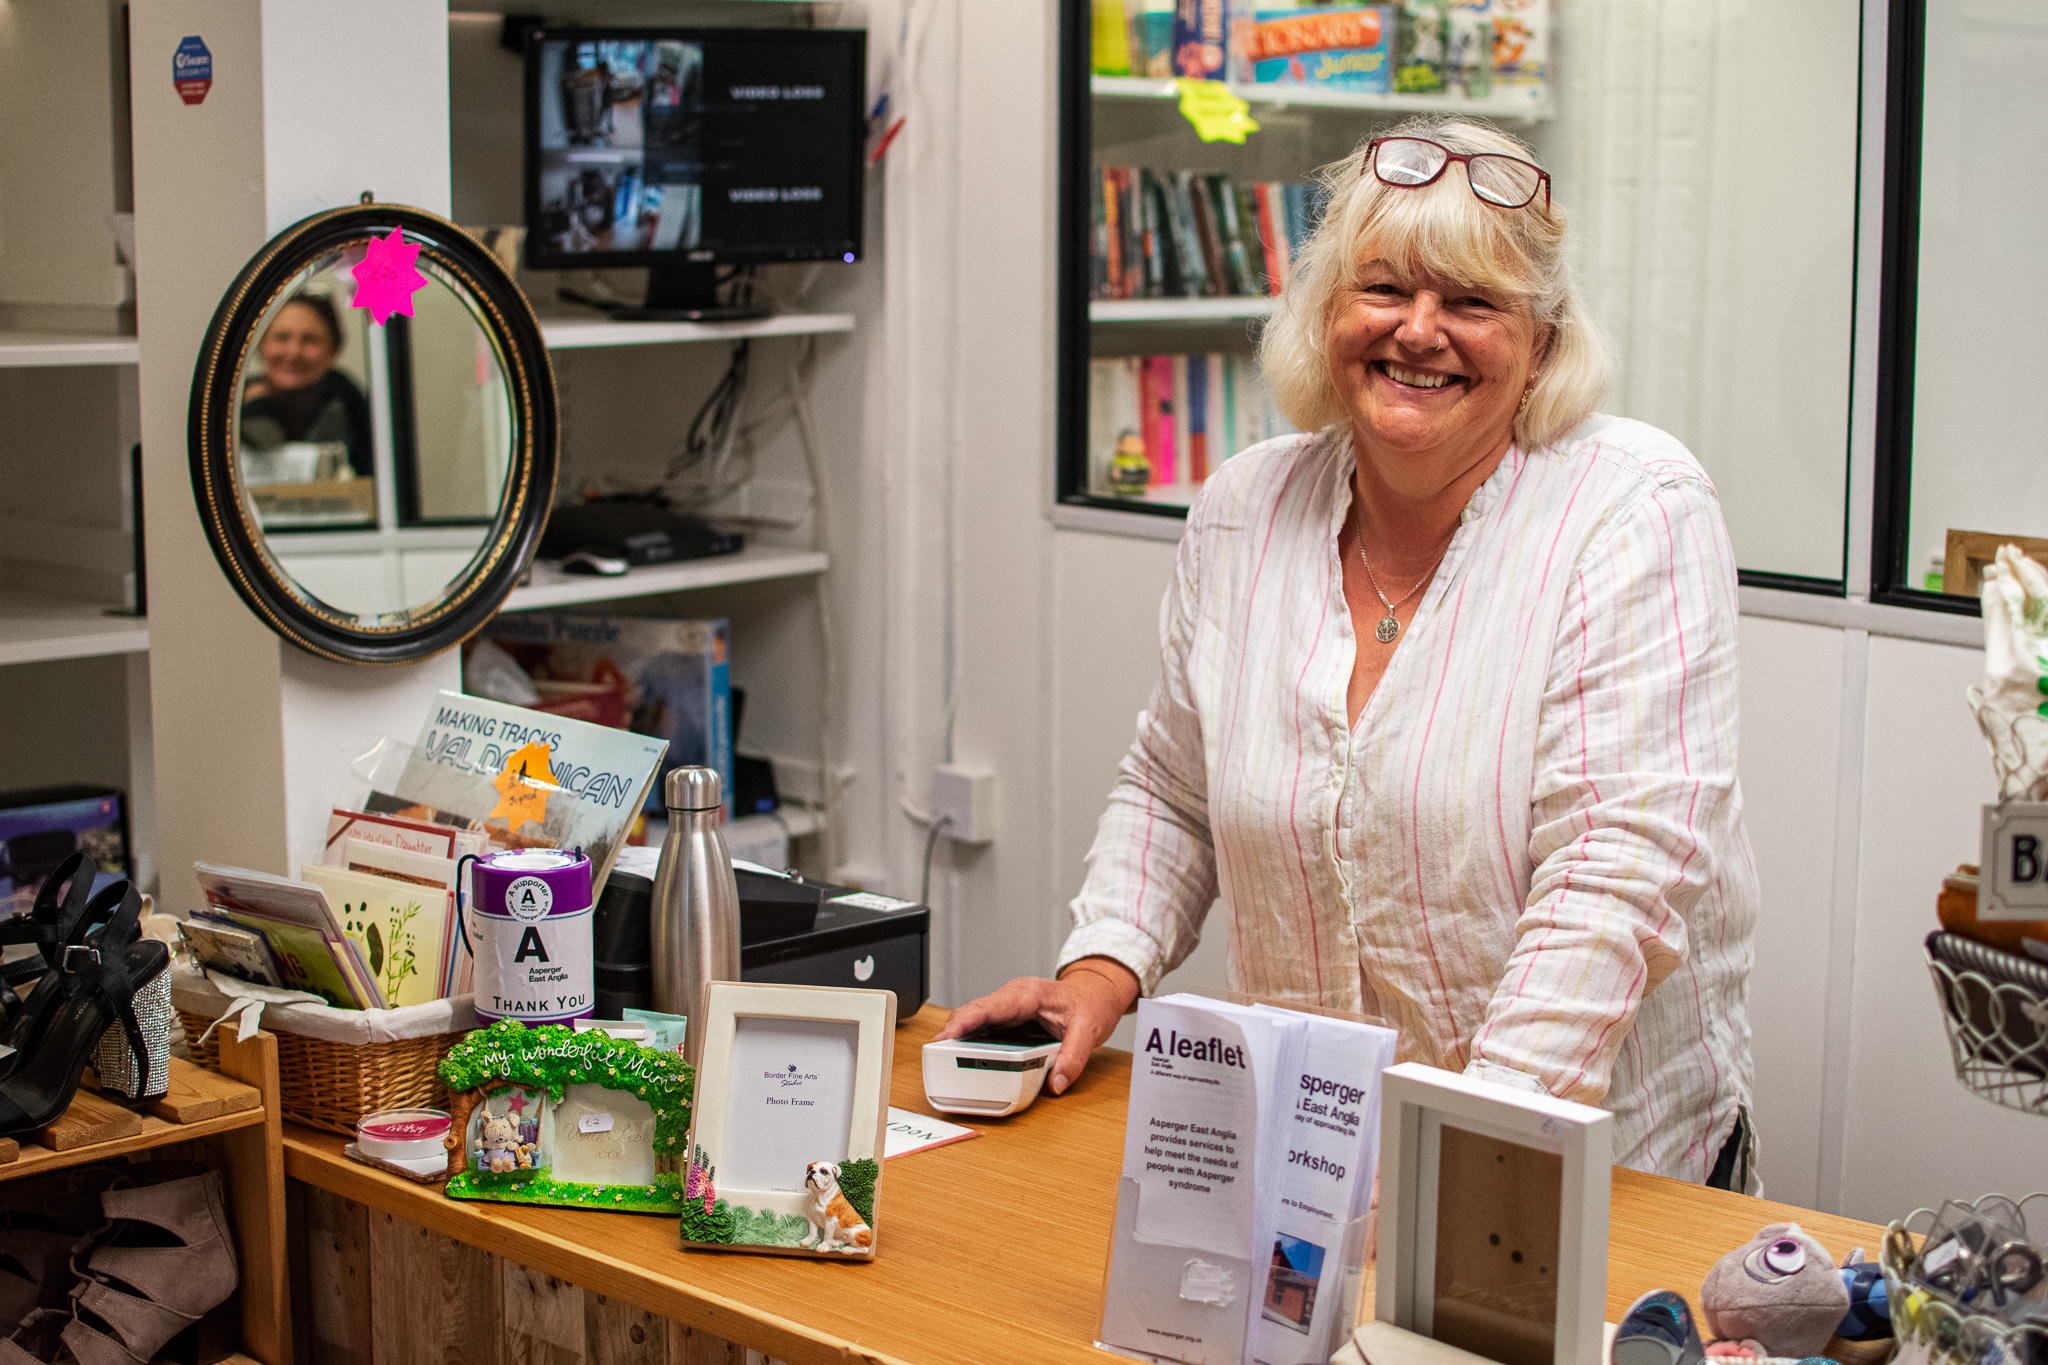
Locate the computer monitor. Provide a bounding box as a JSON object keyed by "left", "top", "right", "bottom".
{"left": 524, "top": 27, "right": 867, "bottom": 320}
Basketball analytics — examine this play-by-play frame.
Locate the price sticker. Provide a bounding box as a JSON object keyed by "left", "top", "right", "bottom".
{"left": 578, "top": 1113, "right": 614, "bottom": 1134}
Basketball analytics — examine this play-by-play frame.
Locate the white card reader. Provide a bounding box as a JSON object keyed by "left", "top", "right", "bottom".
{"left": 922, "top": 1021, "right": 1063, "bottom": 1117}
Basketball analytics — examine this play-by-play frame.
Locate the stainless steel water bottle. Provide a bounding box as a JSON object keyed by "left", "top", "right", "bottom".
{"left": 650, "top": 766, "right": 741, "bottom": 1069}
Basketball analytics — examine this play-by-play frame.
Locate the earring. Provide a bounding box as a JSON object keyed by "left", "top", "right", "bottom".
{"left": 1515, "top": 380, "right": 1535, "bottom": 417}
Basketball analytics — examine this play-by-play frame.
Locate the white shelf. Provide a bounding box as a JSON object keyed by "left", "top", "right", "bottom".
{"left": 0, "top": 333, "right": 139, "bottom": 368}
{"left": 0, "top": 590, "right": 147, "bottom": 666}
{"left": 501, "top": 544, "right": 829, "bottom": 613}
{"left": 538, "top": 312, "right": 856, "bottom": 351}
{"left": 1090, "top": 75, "right": 1552, "bottom": 120}
{"left": 1091, "top": 297, "right": 1277, "bottom": 323}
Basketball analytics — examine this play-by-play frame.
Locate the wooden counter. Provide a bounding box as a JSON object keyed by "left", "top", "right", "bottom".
{"left": 283, "top": 1006, "right": 1887, "bottom": 1365}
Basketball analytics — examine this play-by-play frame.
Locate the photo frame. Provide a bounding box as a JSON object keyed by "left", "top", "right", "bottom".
{"left": 437, "top": 1018, "right": 694, "bottom": 1213}
{"left": 680, "top": 981, "right": 897, "bottom": 1259}
{"left": 1374, "top": 1063, "right": 1611, "bottom": 1365}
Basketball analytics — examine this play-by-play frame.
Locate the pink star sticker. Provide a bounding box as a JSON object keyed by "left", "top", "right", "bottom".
{"left": 349, "top": 227, "right": 428, "bottom": 326}
{"left": 503, "top": 1090, "right": 531, "bottom": 1117}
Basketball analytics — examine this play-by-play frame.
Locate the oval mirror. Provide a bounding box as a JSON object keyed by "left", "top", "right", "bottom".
{"left": 189, "top": 202, "right": 557, "bottom": 664}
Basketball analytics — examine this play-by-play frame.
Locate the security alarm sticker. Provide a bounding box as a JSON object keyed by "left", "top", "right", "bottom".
{"left": 173, "top": 36, "right": 212, "bottom": 105}
{"left": 469, "top": 849, "right": 596, "bottom": 1026}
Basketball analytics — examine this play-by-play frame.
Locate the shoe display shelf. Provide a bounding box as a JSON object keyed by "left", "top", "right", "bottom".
{"left": 1, "top": 1029, "right": 290, "bottom": 1365}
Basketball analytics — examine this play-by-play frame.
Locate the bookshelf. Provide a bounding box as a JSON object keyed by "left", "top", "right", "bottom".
{"left": 538, "top": 311, "right": 855, "bottom": 352}
{"left": 501, "top": 544, "right": 829, "bottom": 613}
{"left": 1091, "top": 297, "right": 1277, "bottom": 323}
{"left": 0, "top": 332, "right": 140, "bottom": 368}
{"left": 1088, "top": 75, "right": 1553, "bottom": 121}
{"left": 0, "top": 588, "right": 148, "bottom": 666}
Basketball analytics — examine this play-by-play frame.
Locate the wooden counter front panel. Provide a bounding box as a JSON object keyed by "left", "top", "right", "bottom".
{"left": 283, "top": 1006, "right": 1888, "bottom": 1365}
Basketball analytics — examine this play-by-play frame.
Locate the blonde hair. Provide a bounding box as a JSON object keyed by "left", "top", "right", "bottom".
{"left": 1258, "top": 116, "right": 1612, "bottom": 450}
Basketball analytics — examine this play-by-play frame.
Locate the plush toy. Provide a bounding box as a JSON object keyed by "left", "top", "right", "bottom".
{"left": 1833, "top": 1249, "right": 1893, "bottom": 1342}
{"left": 476, "top": 1112, "right": 522, "bottom": 1173}
{"left": 1701, "top": 1223, "right": 1851, "bottom": 1359}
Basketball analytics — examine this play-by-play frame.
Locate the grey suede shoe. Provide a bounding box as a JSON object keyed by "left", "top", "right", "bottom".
{"left": 3, "top": 1163, "right": 238, "bottom": 1365}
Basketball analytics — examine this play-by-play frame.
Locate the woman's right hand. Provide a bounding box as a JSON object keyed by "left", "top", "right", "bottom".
{"left": 933, "top": 957, "right": 1140, "bottom": 1096}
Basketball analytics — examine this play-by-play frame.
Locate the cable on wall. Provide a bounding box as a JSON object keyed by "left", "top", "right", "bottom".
{"left": 787, "top": 334, "right": 840, "bottom": 877}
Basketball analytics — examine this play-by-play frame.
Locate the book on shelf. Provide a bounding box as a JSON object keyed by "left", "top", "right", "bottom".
{"left": 1088, "top": 0, "right": 1551, "bottom": 98}
{"left": 1091, "top": 169, "right": 1324, "bottom": 302}
{"left": 1090, "top": 0, "right": 1176, "bottom": 80}
{"left": 1171, "top": 0, "right": 1229, "bottom": 80}
{"left": 1188, "top": 172, "right": 1230, "bottom": 298}
{"left": 1089, "top": 352, "right": 1296, "bottom": 499}
{"left": 1234, "top": 6, "right": 1396, "bottom": 92}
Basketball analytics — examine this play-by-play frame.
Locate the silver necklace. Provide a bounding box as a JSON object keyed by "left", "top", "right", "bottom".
{"left": 1358, "top": 540, "right": 1447, "bottom": 643}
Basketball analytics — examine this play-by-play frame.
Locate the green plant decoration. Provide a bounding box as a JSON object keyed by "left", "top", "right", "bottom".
{"left": 679, "top": 1197, "right": 738, "bottom": 1244}
{"left": 727, "top": 1205, "right": 810, "bottom": 1247}
{"left": 835, "top": 1157, "right": 878, "bottom": 1226}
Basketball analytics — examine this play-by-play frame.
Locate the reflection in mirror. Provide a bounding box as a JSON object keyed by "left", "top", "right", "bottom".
{"left": 232, "top": 241, "right": 516, "bottom": 626}
{"left": 238, "top": 281, "right": 376, "bottom": 527}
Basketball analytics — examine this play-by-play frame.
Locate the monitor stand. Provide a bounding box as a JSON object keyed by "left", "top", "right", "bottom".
{"left": 608, "top": 263, "right": 773, "bottom": 323}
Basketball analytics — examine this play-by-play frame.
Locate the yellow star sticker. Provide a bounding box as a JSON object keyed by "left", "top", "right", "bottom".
{"left": 1175, "top": 79, "right": 1259, "bottom": 144}
{"left": 490, "top": 740, "right": 558, "bottom": 833}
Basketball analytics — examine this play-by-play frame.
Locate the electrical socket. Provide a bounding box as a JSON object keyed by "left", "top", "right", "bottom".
{"left": 931, "top": 764, "right": 995, "bottom": 844}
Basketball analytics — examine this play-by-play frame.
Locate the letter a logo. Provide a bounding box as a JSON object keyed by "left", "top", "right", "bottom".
{"left": 513, "top": 926, "right": 550, "bottom": 963}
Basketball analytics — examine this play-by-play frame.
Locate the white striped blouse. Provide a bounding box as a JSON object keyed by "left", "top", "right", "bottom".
{"left": 1059, "top": 414, "right": 1758, "bottom": 1181}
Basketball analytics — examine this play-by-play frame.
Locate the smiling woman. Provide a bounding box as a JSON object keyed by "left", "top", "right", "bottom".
{"left": 947, "top": 116, "right": 1761, "bottom": 1190}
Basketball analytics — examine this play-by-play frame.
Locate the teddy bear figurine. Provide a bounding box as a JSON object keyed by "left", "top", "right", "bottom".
{"left": 1700, "top": 1223, "right": 1850, "bottom": 1359}
{"left": 475, "top": 1112, "right": 523, "bottom": 1174}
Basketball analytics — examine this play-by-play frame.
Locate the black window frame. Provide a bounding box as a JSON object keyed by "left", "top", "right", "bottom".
{"left": 1055, "top": 0, "right": 1194, "bottom": 527}
{"left": 1871, "top": 0, "right": 1979, "bottom": 617}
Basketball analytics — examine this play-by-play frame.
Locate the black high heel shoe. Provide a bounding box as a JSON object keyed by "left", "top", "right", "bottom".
{"left": 0, "top": 853, "right": 101, "bottom": 1039}
{"left": 0, "top": 881, "right": 169, "bottom": 1139}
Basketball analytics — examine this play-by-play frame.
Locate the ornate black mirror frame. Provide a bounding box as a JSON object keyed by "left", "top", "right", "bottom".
{"left": 188, "top": 201, "right": 558, "bottom": 665}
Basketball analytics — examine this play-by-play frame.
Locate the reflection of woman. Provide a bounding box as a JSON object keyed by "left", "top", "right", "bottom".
{"left": 943, "top": 119, "right": 1758, "bottom": 1187}
{"left": 239, "top": 294, "right": 373, "bottom": 479}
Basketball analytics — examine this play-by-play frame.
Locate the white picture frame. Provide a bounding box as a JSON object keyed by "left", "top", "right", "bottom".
{"left": 680, "top": 981, "right": 897, "bottom": 1259}
{"left": 1374, "top": 1063, "right": 1611, "bottom": 1365}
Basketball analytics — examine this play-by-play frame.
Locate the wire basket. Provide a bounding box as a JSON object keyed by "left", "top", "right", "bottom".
{"left": 1881, "top": 1194, "right": 2048, "bottom": 1365}
{"left": 1925, "top": 931, "right": 2048, "bottom": 1115}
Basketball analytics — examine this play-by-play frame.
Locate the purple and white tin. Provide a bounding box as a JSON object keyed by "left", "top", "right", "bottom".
{"left": 470, "top": 849, "right": 594, "bottom": 1026}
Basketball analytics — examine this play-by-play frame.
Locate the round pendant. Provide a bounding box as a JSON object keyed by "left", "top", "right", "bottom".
{"left": 1375, "top": 615, "right": 1400, "bottom": 644}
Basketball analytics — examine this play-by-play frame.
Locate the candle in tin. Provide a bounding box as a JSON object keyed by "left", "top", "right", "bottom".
{"left": 355, "top": 1107, "right": 452, "bottom": 1175}
{"left": 469, "top": 848, "right": 595, "bottom": 1026}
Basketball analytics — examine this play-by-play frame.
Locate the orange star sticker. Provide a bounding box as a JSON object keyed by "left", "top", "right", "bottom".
{"left": 490, "top": 740, "right": 558, "bottom": 833}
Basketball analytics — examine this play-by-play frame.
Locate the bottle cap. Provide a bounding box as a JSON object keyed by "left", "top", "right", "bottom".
{"left": 665, "top": 766, "right": 722, "bottom": 812}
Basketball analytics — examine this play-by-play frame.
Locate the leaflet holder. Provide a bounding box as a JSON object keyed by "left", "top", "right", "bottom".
{"left": 1097, "top": 1176, "right": 1374, "bottom": 1365}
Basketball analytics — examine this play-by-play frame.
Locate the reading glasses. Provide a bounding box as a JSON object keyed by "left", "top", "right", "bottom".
{"left": 1364, "top": 136, "right": 1553, "bottom": 212}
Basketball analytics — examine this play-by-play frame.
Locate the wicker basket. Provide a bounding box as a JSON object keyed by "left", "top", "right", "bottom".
{"left": 179, "top": 1007, "right": 464, "bottom": 1135}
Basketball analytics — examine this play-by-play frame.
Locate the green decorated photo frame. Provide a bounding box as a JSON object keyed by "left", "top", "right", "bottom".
{"left": 680, "top": 982, "right": 896, "bottom": 1259}
{"left": 438, "top": 1018, "right": 694, "bottom": 1214}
